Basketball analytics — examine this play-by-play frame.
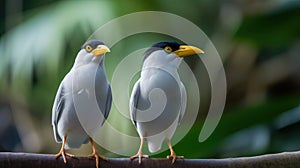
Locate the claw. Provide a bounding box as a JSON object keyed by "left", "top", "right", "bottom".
{"left": 55, "top": 135, "right": 74, "bottom": 164}
{"left": 167, "top": 154, "right": 184, "bottom": 164}
{"left": 88, "top": 151, "right": 107, "bottom": 168}
{"left": 130, "top": 153, "right": 149, "bottom": 164}
{"left": 89, "top": 138, "right": 107, "bottom": 168}
{"left": 130, "top": 137, "right": 148, "bottom": 164}
{"left": 166, "top": 138, "right": 184, "bottom": 164}
{"left": 55, "top": 150, "right": 74, "bottom": 163}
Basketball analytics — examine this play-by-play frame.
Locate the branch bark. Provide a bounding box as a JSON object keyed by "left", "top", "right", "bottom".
{"left": 0, "top": 151, "right": 300, "bottom": 168}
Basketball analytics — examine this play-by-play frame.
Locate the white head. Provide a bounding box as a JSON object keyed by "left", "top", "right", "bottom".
{"left": 74, "top": 40, "right": 110, "bottom": 67}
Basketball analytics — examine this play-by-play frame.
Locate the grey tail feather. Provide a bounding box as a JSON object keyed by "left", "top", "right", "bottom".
{"left": 65, "top": 138, "right": 87, "bottom": 149}
{"left": 147, "top": 137, "right": 164, "bottom": 153}
{"left": 65, "top": 143, "right": 81, "bottom": 150}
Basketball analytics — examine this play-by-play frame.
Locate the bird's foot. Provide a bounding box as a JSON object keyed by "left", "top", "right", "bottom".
{"left": 167, "top": 153, "right": 184, "bottom": 164}
{"left": 88, "top": 151, "right": 107, "bottom": 168}
{"left": 55, "top": 149, "right": 74, "bottom": 164}
{"left": 130, "top": 152, "right": 149, "bottom": 164}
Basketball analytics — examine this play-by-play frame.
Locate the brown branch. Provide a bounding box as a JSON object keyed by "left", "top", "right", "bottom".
{"left": 0, "top": 151, "right": 300, "bottom": 168}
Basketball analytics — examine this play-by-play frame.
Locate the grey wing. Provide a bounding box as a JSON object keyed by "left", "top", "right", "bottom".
{"left": 104, "top": 84, "right": 112, "bottom": 120}
{"left": 51, "top": 82, "right": 65, "bottom": 142}
{"left": 95, "top": 82, "right": 112, "bottom": 126}
{"left": 178, "top": 82, "right": 187, "bottom": 125}
{"left": 129, "top": 80, "right": 141, "bottom": 127}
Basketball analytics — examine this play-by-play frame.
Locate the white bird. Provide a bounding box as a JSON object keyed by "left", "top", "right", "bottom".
{"left": 130, "top": 41, "right": 204, "bottom": 164}
{"left": 52, "top": 40, "right": 112, "bottom": 168}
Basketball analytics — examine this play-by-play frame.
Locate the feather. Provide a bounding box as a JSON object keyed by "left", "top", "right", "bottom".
{"left": 129, "top": 80, "right": 141, "bottom": 127}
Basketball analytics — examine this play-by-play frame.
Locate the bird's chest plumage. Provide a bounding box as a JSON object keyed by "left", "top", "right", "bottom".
{"left": 137, "top": 68, "right": 182, "bottom": 136}
{"left": 71, "top": 64, "right": 105, "bottom": 93}
{"left": 140, "top": 68, "right": 181, "bottom": 98}
{"left": 57, "top": 64, "right": 109, "bottom": 146}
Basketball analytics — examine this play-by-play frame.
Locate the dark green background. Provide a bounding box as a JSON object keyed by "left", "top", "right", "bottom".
{"left": 0, "top": 0, "right": 300, "bottom": 159}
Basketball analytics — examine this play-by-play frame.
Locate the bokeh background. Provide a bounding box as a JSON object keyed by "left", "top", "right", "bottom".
{"left": 0, "top": 0, "right": 300, "bottom": 159}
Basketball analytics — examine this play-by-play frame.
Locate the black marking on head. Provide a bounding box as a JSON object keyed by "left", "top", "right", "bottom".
{"left": 81, "top": 40, "right": 104, "bottom": 53}
{"left": 144, "top": 41, "right": 181, "bottom": 61}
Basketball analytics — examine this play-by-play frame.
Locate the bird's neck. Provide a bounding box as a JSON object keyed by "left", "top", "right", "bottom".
{"left": 73, "top": 54, "right": 105, "bottom": 69}
{"left": 73, "top": 59, "right": 104, "bottom": 69}
{"left": 142, "top": 56, "right": 182, "bottom": 73}
{"left": 141, "top": 58, "right": 182, "bottom": 81}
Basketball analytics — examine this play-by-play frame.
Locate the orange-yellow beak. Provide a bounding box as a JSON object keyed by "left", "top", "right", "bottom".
{"left": 174, "top": 45, "right": 204, "bottom": 57}
{"left": 91, "top": 45, "right": 110, "bottom": 56}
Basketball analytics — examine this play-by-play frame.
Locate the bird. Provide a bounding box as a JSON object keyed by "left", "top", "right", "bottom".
{"left": 52, "top": 40, "right": 112, "bottom": 168}
{"left": 129, "top": 41, "right": 204, "bottom": 164}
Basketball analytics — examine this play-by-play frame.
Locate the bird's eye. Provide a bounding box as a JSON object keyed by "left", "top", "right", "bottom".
{"left": 164, "top": 46, "right": 173, "bottom": 53}
{"left": 85, "top": 45, "right": 93, "bottom": 52}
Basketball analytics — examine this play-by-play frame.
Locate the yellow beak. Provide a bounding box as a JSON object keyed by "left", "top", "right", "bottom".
{"left": 92, "top": 45, "right": 110, "bottom": 56}
{"left": 173, "top": 45, "right": 204, "bottom": 57}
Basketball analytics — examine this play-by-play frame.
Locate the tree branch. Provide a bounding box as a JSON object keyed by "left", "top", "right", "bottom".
{"left": 0, "top": 151, "right": 300, "bottom": 168}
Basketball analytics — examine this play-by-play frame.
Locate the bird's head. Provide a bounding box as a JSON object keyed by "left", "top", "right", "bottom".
{"left": 74, "top": 40, "right": 110, "bottom": 66}
{"left": 143, "top": 41, "right": 204, "bottom": 68}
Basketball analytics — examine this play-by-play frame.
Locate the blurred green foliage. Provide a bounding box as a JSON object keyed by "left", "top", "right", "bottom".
{"left": 0, "top": 0, "right": 300, "bottom": 159}
{"left": 236, "top": 2, "right": 300, "bottom": 48}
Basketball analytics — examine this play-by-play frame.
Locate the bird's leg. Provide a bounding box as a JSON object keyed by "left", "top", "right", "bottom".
{"left": 130, "top": 137, "right": 149, "bottom": 164}
{"left": 166, "top": 138, "right": 184, "bottom": 164}
{"left": 88, "top": 137, "right": 107, "bottom": 168}
{"left": 55, "top": 135, "right": 74, "bottom": 164}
